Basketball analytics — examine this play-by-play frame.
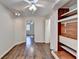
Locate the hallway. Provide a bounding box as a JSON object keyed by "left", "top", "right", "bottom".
{"left": 0, "top": 0, "right": 77, "bottom": 59}
{"left": 2, "top": 36, "right": 55, "bottom": 59}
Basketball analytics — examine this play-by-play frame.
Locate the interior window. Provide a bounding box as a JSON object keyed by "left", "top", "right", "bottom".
{"left": 26, "top": 24, "right": 30, "bottom": 31}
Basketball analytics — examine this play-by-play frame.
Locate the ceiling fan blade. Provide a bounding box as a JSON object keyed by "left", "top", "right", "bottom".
{"left": 33, "top": 0, "right": 38, "bottom": 3}
{"left": 36, "top": 4, "right": 44, "bottom": 7}
{"left": 29, "top": 6, "right": 33, "bottom": 11}
{"left": 22, "top": 5, "right": 30, "bottom": 11}
{"left": 24, "top": 0, "right": 31, "bottom": 4}
{"left": 24, "top": 5, "right": 30, "bottom": 9}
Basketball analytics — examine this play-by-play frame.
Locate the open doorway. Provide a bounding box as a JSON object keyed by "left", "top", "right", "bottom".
{"left": 25, "top": 20, "right": 34, "bottom": 45}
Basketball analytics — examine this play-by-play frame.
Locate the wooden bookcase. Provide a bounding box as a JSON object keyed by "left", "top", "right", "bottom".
{"left": 58, "top": 8, "right": 69, "bottom": 51}
{"left": 58, "top": 8, "right": 77, "bottom": 57}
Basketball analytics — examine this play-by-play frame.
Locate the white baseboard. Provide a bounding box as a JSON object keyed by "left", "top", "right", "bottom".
{"left": 45, "top": 41, "right": 50, "bottom": 44}
{"left": 35, "top": 41, "right": 45, "bottom": 43}
{"left": 51, "top": 51, "right": 59, "bottom": 59}
{"left": 0, "top": 41, "right": 25, "bottom": 59}
{"left": 15, "top": 41, "right": 25, "bottom": 45}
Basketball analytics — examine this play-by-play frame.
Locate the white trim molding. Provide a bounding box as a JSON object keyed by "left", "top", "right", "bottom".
{"left": 51, "top": 51, "right": 59, "bottom": 59}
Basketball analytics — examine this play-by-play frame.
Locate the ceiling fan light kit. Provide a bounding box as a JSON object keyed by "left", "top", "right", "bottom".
{"left": 15, "top": 12, "right": 21, "bottom": 16}
{"left": 23, "top": 0, "right": 44, "bottom": 12}
{"left": 29, "top": 5, "right": 37, "bottom": 11}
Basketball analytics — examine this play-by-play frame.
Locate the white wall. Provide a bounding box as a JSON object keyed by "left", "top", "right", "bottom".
{"left": 34, "top": 17, "right": 45, "bottom": 43}
{"left": 50, "top": 10, "right": 58, "bottom": 51}
{"left": 69, "top": 4, "right": 77, "bottom": 10}
{"left": 45, "top": 19, "right": 51, "bottom": 43}
{"left": 0, "top": 4, "right": 15, "bottom": 58}
{"left": 0, "top": 4, "right": 26, "bottom": 58}
{"left": 14, "top": 18, "right": 25, "bottom": 44}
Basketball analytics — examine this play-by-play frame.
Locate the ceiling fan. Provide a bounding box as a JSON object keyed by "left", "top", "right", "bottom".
{"left": 23, "top": 0, "right": 44, "bottom": 11}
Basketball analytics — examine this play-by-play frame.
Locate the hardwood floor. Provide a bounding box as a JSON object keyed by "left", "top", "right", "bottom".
{"left": 2, "top": 36, "right": 55, "bottom": 59}
{"left": 55, "top": 51, "right": 76, "bottom": 59}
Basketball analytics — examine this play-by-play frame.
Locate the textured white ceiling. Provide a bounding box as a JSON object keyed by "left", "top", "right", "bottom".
{"left": 62, "top": 0, "right": 77, "bottom": 8}
{"left": 0, "top": 0, "right": 56, "bottom": 17}
{"left": 0, "top": 0, "right": 76, "bottom": 17}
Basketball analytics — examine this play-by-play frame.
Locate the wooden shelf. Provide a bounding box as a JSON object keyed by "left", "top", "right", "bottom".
{"left": 61, "top": 46, "right": 77, "bottom": 57}
{"left": 59, "top": 35, "right": 77, "bottom": 51}
{"left": 58, "top": 15, "right": 77, "bottom": 22}
{"left": 61, "top": 8, "right": 77, "bottom": 16}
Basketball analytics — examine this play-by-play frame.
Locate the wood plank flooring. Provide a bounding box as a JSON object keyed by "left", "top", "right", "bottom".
{"left": 55, "top": 51, "right": 76, "bottom": 59}
{"left": 2, "top": 37, "right": 55, "bottom": 59}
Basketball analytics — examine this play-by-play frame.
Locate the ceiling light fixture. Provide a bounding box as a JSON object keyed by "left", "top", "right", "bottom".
{"left": 29, "top": 4, "right": 37, "bottom": 11}
{"left": 23, "top": 0, "right": 44, "bottom": 12}
{"left": 15, "top": 12, "right": 21, "bottom": 16}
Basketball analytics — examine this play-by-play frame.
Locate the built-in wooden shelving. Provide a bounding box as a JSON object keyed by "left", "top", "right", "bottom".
{"left": 58, "top": 15, "right": 78, "bottom": 22}
{"left": 58, "top": 14, "right": 77, "bottom": 22}
{"left": 61, "top": 8, "right": 77, "bottom": 16}
{"left": 58, "top": 8, "right": 77, "bottom": 57}
{"left": 58, "top": 8, "right": 77, "bottom": 23}
{"left": 59, "top": 35, "right": 77, "bottom": 51}
{"left": 61, "top": 46, "right": 77, "bottom": 57}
